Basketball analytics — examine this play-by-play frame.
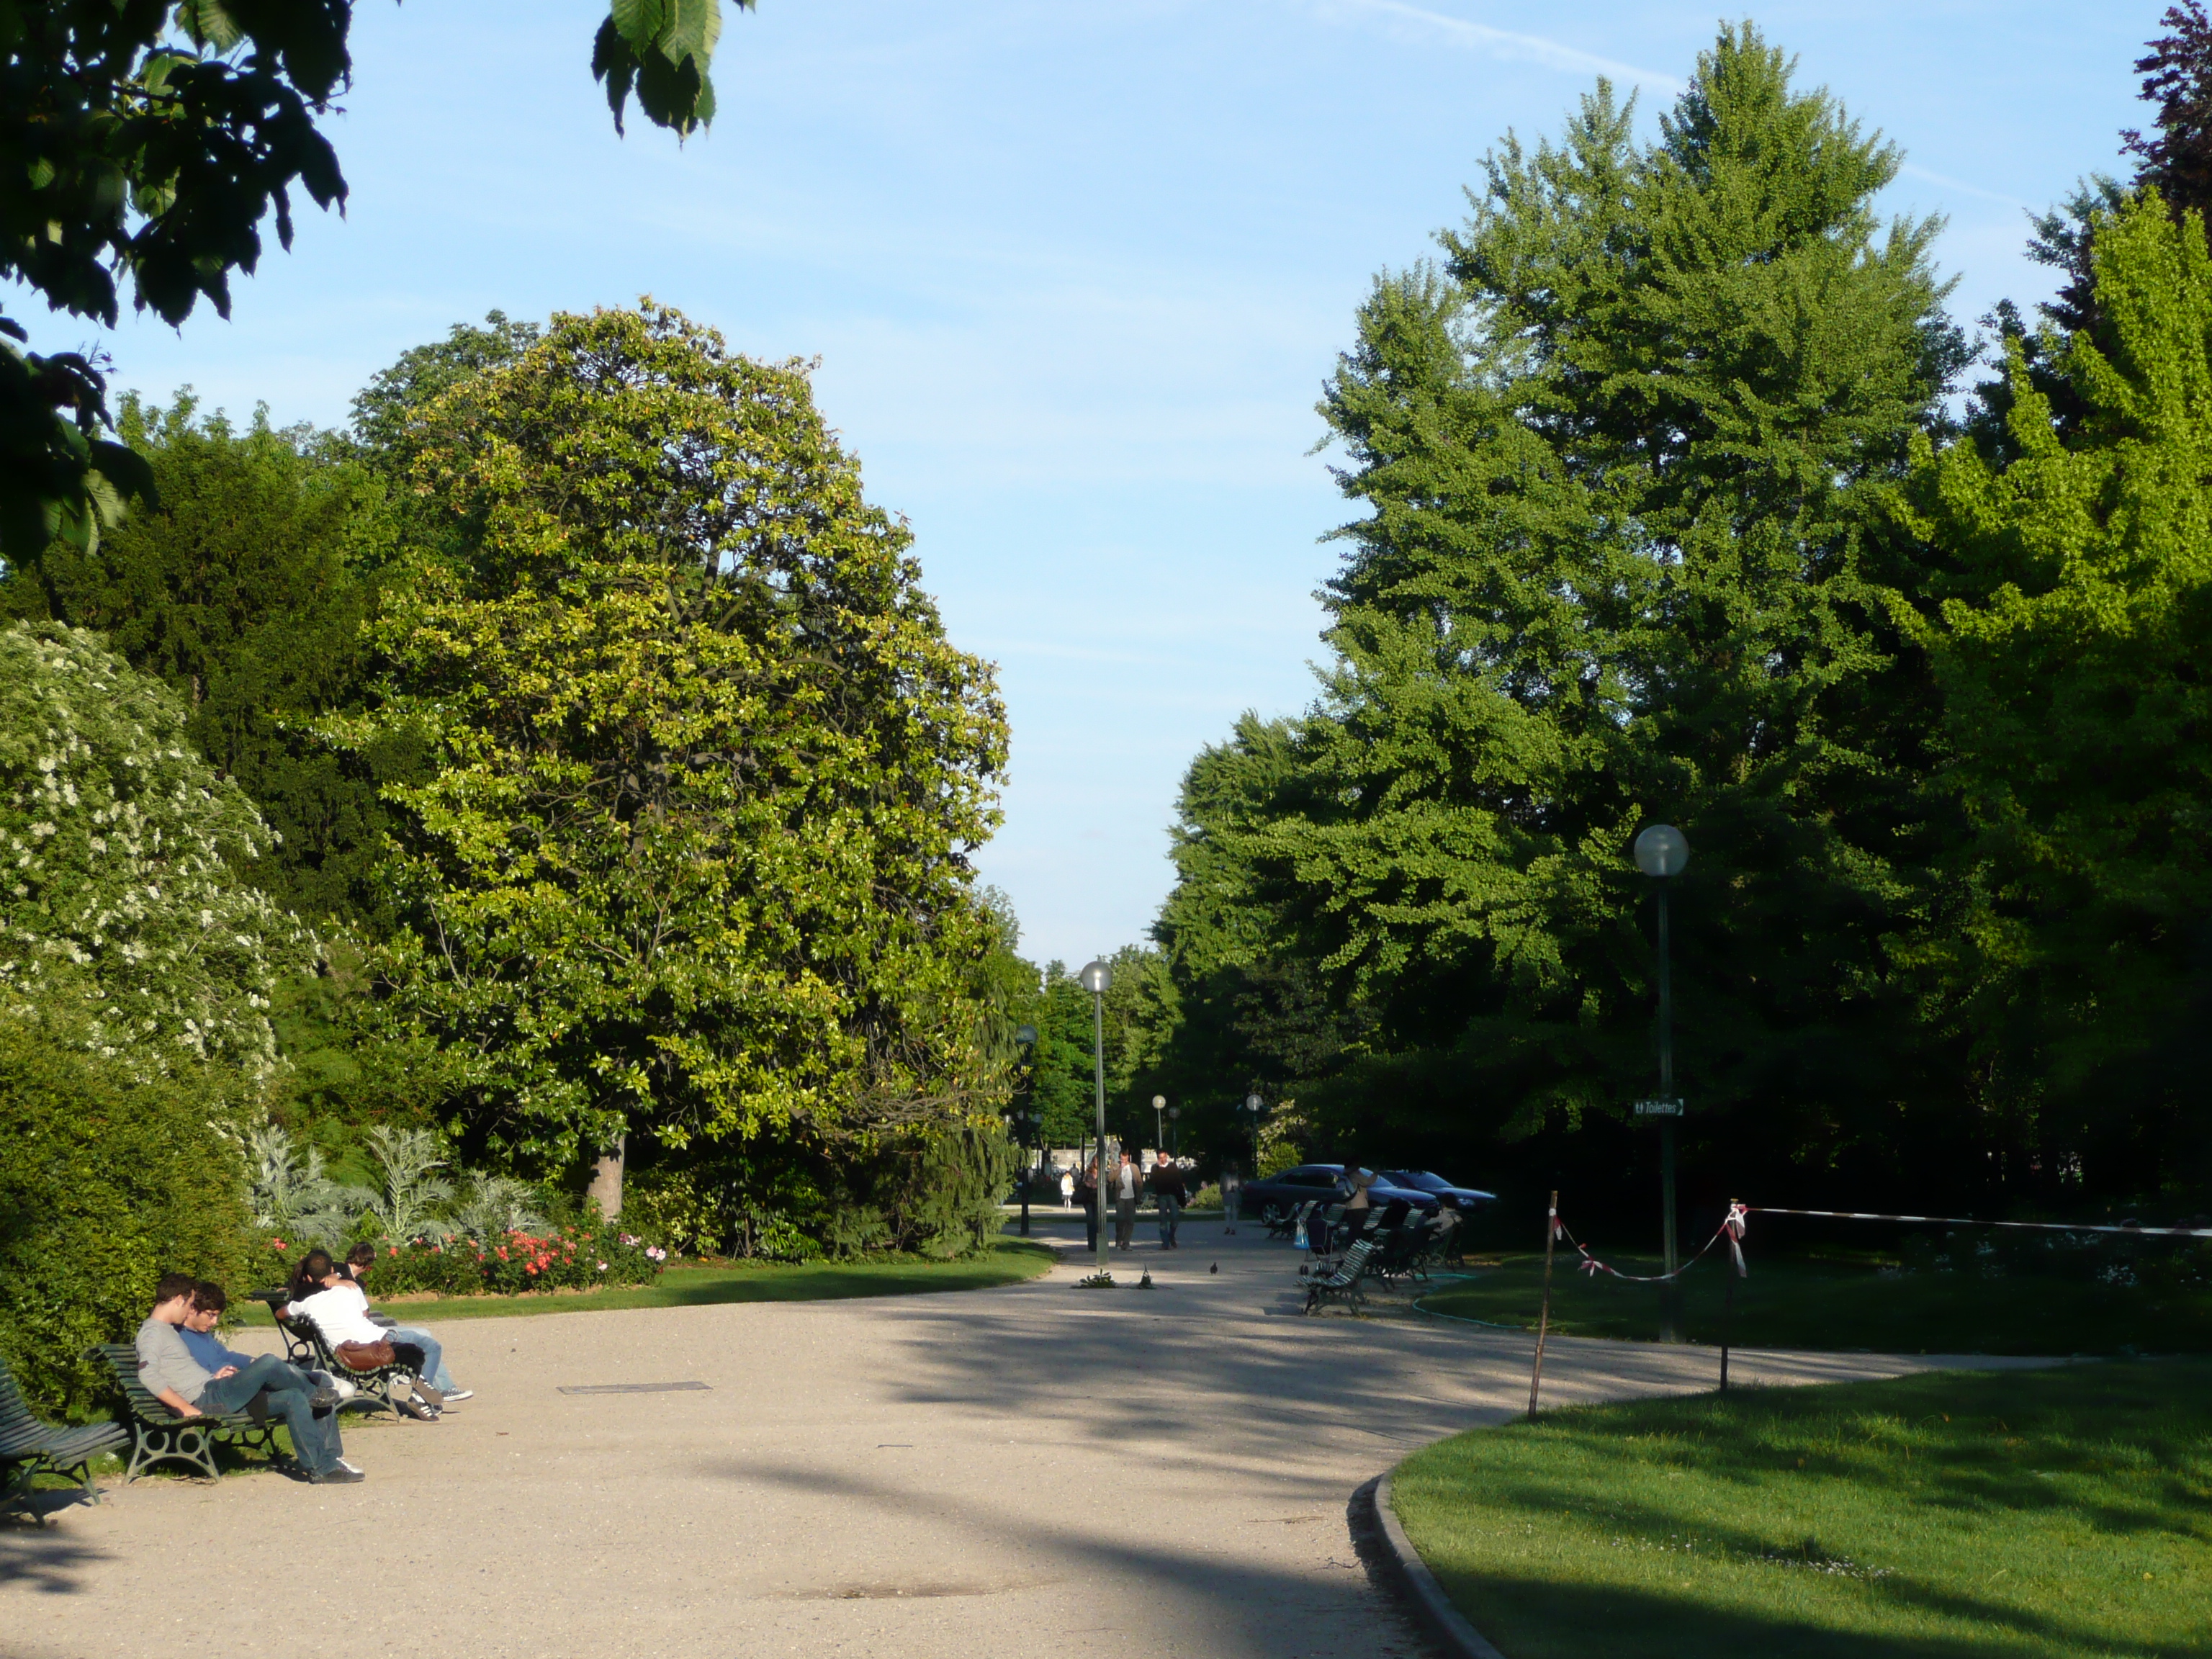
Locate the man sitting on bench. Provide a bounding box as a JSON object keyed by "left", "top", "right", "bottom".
{"left": 134, "top": 1272, "right": 361, "bottom": 1484}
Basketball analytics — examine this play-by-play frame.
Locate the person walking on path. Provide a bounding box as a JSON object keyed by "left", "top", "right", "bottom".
{"left": 1222, "top": 1163, "right": 1243, "bottom": 1233}
{"left": 1060, "top": 1168, "right": 1075, "bottom": 1210}
{"left": 1113, "top": 1150, "right": 1141, "bottom": 1250}
{"left": 1077, "top": 1159, "right": 1101, "bottom": 1252}
{"left": 1150, "top": 1159, "right": 1187, "bottom": 1249}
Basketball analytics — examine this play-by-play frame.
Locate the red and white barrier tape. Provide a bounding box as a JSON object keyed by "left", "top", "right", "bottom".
{"left": 1747, "top": 1206, "right": 2212, "bottom": 1239}
{"left": 1556, "top": 1202, "right": 1749, "bottom": 1283}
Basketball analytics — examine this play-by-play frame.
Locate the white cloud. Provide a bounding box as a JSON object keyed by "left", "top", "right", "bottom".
{"left": 1310, "top": 0, "right": 1683, "bottom": 94}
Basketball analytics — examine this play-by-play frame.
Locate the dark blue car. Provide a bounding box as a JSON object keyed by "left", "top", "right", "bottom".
{"left": 1378, "top": 1169, "right": 1496, "bottom": 1214}
{"left": 1240, "top": 1164, "right": 1442, "bottom": 1226}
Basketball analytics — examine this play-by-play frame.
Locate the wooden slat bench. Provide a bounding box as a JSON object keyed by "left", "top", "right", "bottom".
{"left": 1, "top": 1359, "right": 126, "bottom": 1511}
{"left": 93, "top": 1344, "right": 281, "bottom": 1483}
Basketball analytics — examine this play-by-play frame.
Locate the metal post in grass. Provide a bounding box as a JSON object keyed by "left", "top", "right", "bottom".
{"left": 1080, "top": 958, "right": 1113, "bottom": 1278}
{"left": 1013, "top": 1024, "right": 1039, "bottom": 1238}
{"left": 1633, "top": 823, "right": 1690, "bottom": 1344}
{"left": 1528, "top": 1190, "right": 1560, "bottom": 1418}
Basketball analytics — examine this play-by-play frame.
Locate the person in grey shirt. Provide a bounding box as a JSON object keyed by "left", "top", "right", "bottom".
{"left": 135, "top": 1272, "right": 359, "bottom": 1484}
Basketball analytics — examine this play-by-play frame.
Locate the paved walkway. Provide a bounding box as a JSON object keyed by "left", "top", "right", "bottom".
{"left": 1, "top": 1223, "right": 2052, "bottom": 1658}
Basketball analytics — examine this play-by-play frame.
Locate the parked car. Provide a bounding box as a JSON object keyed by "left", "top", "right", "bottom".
{"left": 1239, "top": 1164, "right": 1441, "bottom": 1226}
{"left": 1377, "top": 1169, "right": 1496, "bottom": 1214}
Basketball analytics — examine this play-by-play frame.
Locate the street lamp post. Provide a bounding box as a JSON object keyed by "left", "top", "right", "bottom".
{"left": 1633, "top": 824, "right": 1690, "bottom": 1343}
{"left": 1152, "top": 1094, "right": 1166, "bottom": 1159}
{"left": 1079, "top": 959, "right": 1113, "bottom": 1277}
{"left": 1012, "top": 1024, "right": 1038, "bottom": 1238}
{"left": 1244, "top": 1091, "right": 1264, "bottom": 1172}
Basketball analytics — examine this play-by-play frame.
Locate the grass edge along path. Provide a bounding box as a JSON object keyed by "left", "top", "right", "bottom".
{"left": 1390, "top": 1360, "right": 2212, "bottom": 1659}
{"left": 232, "top": 1238, "right": 1058, "bottom": 1325}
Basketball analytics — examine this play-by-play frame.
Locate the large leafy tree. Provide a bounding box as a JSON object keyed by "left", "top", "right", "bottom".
{"left": 339, "top": 302, "right": 1009, "bottom": 1205}
{"left": 1, "top": 1, "right": 745, "bottom": 567}
{"left": 1900, "top": 191, "right": 2212, "bottom": 1192}
{"left": 1, "top": 394, "right": 397, "bottom": 926}
{"left": 1162, "top": 27, "right": 1969, "bottom": 1188}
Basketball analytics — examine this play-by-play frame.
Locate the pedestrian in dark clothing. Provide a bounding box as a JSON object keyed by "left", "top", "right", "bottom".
{"left": 1149, "top": 1160, "right": 1188, "bottom": 1249}
{"left": 1076, "top": 1160, "right": 1101, "bottom": 1252}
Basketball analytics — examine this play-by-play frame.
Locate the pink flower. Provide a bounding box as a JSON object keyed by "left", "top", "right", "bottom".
{"left": 388, "top": 1246, "right": 400, "bottom": 1258}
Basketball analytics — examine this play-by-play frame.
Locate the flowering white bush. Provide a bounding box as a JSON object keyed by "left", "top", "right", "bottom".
{"left": 0, "top": 623, "right": 308, "bottom": 1081}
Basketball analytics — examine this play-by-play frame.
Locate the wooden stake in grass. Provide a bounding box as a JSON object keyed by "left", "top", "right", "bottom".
{"left": 1529, "top": 1190, "right": 1559, "bottom": 1418}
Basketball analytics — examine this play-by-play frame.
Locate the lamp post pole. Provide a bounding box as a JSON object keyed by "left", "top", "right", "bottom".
{"left": 1244, "top": 1091, "right": 1264, "bottom": 1173}
{"left": 1013, "top": 1024, "right": 1038, "bottom": 1239}
{"left": 1079, "top": 960, "right": 1113, "bottom": 1277}
{"left": 1633, "top": 824, "right": 1690, "bottom": 1344}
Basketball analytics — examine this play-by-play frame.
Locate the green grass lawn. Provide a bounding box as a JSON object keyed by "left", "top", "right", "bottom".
{"left": 1419, "top": 1253, "right": 2212, "bottom": 1355}
{"left": 230, "top": 1239, "right": 1057, "bottom": 1325}
{"left": 1393, "top": 1361, "right": 2212, "bottom": 1659}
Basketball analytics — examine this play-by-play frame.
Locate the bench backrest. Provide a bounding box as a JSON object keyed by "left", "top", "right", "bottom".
{"left": 94, "top": 1344, "right": 170, "bottom": 1424}
{"left": 0, "top": 1362, "right": 41, "bottom": 1437}
{"left": 1327, "top": 1238, "right": 1377, "bottom": 1286}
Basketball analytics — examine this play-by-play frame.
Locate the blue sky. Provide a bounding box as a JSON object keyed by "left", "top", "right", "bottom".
{"left": 48, "top": 1, "right": 2151, "bottom": 966}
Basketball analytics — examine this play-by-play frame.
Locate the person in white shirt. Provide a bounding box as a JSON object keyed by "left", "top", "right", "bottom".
{"left": 284, "top": 1255, "right": 446, "bottom": 1420}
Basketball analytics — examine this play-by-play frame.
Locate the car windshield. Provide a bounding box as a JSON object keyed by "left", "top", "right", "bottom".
{"left": 1385, "top": 1171, "right": 1452, "bottom": 1192}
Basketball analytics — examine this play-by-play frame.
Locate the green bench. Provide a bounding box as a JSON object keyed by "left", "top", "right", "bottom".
{"left": 1301, "top": 1236, "right": 1379, "bottom": 1313}
{"left": 93, "top": 1344, "right": 282, "bottom": 1483}
{"left": 248, "top": 1289, "right": 406, "bottom": 1415}
{"left": 1, "top": 1359, "right": 126, "bottom": 1512}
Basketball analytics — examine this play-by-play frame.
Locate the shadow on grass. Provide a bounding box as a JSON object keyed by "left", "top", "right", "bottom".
{"left": 1442, "top": 1570, "right": 2212, "bottom": 1659}
{"left": 1397, "top": 1364, "right": 2212, "bottom": 1659}
{"left": 1422, "top": 1254, "right": 2212, "bottom": 1356}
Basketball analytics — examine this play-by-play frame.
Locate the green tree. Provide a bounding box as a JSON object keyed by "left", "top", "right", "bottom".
{"left": 1900, "top": 189, "right": 2212, "bottom": 1191}
{"left": 1161, "top": 27, "right": 1969, "bottom": 1185}
{"left": 1, "top": 394, "right": 397, "bottom": 926}
{"left": 1, "top": 2, "right": 744, "bottom": 567}
{"left": 0, "top": 620, "right": 306, "bottom": 1079}
{"left": 336, "top": 302, "right": 1010, "bottom": 1202}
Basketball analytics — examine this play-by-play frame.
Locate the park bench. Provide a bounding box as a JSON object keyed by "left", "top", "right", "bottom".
{"left": 249, "top": 1290, "right": 406, "bottom": 1415}
{"left": 1302, "top": 1236, "right": 1378, "bottom": 1313}
{"left": 94, "top": 1344, "right": 282, "bottom": 1483}
{"left": 1, "top": 1358, "right": 126, "bottom": 1512}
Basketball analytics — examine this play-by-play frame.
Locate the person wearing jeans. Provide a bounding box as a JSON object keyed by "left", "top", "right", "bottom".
{"left": 1150, "top": 1159, "right": 1187, "bottom": 1249}
{"left": 287, "top": 1270, "right": 446, "bottom": 1420}
{"left": 135, "top": 1273, "right": 357, "bottom": 1484}
{"left": 341, "top": 1244, "right": 471, "bottom": 1401}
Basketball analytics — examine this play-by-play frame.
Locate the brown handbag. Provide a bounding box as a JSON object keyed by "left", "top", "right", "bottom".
{"left": 335, "top": 1339, "right": 395, "bottom": 1371}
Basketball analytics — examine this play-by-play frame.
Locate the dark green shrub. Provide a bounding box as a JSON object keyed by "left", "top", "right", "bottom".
{"left": 0, "top": 1013, "right": 251, "bottom": 1416}
{"left": 873, "top": 1121, "right": 1018, "bottom": 1259}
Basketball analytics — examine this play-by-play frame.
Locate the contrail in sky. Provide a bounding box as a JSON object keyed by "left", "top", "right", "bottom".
{"left": 1315, "top": 0, "right": 1685, "bottom": 94}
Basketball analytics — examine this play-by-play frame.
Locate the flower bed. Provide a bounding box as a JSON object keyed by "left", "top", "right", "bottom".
{"left": 261, "top": 1228, "right": 667, "bottom": 1297}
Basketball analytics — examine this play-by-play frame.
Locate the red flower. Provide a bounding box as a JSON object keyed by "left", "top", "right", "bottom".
{"left": 526, "top": 1263, "right": 539, "bottom": 1275}
{"left": 498, "top": 1246, "right": 509, "bottom": 1261}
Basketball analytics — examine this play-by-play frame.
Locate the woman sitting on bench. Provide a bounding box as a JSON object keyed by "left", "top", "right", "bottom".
{"left": 284, "top": 1256, "right": 446, "bottom": 1421}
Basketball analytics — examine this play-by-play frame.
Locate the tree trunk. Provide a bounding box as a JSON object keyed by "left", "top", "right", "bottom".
{"left": 588, "top": 1130, "right": 626, "bottom": 1220}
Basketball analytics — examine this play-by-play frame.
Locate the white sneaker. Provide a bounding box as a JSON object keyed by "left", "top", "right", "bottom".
{"left": 441, "top": 1389, "right": 473, "bottom": 1403}
{"left": 338, "top": 1459, "right": 364, "bottom": 1475}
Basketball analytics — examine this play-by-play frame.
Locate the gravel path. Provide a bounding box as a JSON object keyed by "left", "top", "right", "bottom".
{"left": 0, "top": 1222, "right": 2053, "bottom": 1658}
